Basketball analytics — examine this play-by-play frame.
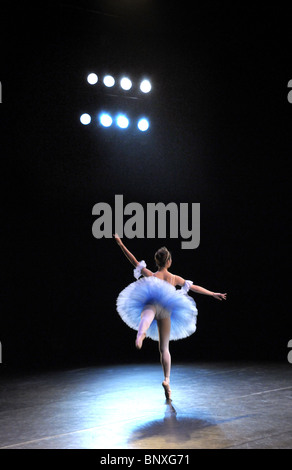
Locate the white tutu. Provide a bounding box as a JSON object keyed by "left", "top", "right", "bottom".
{"left": 116, "top": 262, "right": 198, "bottom": 341}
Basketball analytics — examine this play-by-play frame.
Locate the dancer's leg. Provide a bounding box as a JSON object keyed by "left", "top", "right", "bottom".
{"left": 135, "top": 307, "right": 155, "bottom": 349}
{"left": 157, "top": 317, "right": 172, "bottom": 399}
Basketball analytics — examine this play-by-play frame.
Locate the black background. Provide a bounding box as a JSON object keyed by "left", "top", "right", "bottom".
{"left": 2, "top": 1, "right": 291, "bottom": 371}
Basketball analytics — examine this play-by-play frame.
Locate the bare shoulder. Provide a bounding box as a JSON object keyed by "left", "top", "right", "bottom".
{"left": 172, "top": 274, "right": 185, "bottom": 287}
{"left": 141, "top": 267, "right": 154, "bottom": 277}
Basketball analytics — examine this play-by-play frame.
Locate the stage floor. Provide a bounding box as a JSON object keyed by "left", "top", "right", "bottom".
{"left": 0, "top": 362, "right": 292, "bottom": 449}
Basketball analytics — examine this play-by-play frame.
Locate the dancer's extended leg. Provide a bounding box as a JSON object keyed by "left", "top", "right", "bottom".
{"left": 135, "top": 307, "right": 155, "bottom": 349}
{"left": 157, "top": 317, "right": 172, "bottom": 399}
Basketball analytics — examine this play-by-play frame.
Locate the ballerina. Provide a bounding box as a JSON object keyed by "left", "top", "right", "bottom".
{"left": 114, "top": 234, "right": 227, "bottom": 400}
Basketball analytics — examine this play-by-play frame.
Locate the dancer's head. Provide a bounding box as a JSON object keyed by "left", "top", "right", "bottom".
{"left": 154, "top": 247, "right": 172, "bottom": 268}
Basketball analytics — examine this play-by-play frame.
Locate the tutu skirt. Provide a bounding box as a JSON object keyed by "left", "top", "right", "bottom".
{"left": 116, "top": 276, "right": 198, "bottom": 341}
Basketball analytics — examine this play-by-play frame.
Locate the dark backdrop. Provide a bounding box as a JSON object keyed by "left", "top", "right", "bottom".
{"left": 2, "top": 1, "right": 291, "bottom": 370}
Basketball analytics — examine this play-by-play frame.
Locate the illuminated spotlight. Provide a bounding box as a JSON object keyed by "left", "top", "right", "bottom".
{"left": 120, "top": 77, "right": 132, "bottom": 91}
{"left": 140, "top": 79, "right": 151, "bottom": 93}
{"left": 137, "top": 118, "right": 149, "bottom": 131}
{"left": 116, "top": 114, "right": 129, "bottom": 129}
{"left": 87, "top": 73, "right": 98, "bottom": 85}
{"left": 99, "top": 113, "right": 113, "bottom": 127}
{"left": 103, "top": 75, "right": 115, "bottom": 87}
{"left": 80, "top": 113, "right": 91, "bottom": 125}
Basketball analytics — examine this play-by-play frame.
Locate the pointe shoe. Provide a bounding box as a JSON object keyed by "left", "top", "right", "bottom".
{"left": 135, "top": 333, "right": 146, "bottom": 349}
{"left": 162, "top": 381, "right": 172, "bottom": 400}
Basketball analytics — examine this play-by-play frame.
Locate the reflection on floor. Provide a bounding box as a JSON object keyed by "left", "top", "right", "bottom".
{"left": 0, "top": 362, "right": 292, "bottom": 449}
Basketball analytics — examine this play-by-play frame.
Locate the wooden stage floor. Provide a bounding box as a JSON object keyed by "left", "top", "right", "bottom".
{"left": 1, "top": 362, "right": 291, "bottom": 449}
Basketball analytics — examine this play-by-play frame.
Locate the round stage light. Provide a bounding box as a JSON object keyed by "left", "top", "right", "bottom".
{"left": 117, "top": 115, "right": 129, "bottom": 129}
{"left": 100, "top": 113, "right": 113, "bottom": 127}
{"left": 103, "top": 75, "right": 115, "bottom": 87}
{"left": 80, "top": 113, "right": 91, "bottom": 125}
{"left": 120, "top": 77, "right": 132, "bottom": 91}
{"left": 137, "top": 118, "right": 149, "bottom": 131}
{"left": 87, "top": 73, "right": 98, "bottom": 85}
{"left": 140, "top": 79, "right": 151, "bottom": 93}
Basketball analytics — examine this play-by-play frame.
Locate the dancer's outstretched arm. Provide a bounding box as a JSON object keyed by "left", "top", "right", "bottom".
{"left": 113, "top": 234, "right": 153, "bottom": 276}
{"left": 174, "top": 275, "right": 226, "bottom": 301}
{"left": 190, "top": 285, "right": 226, "bottom": 300}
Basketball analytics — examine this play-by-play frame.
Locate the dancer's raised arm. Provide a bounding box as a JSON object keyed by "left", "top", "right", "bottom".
{"left": 113, "top": 234, "right": 153, "bottom": 276}
{"left": 114, "top": 233, "right": 138, "bottom": 266}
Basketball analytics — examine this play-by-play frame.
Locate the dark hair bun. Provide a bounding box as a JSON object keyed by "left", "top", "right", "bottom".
{"left": 154, "top": 247, "right": 171, "bottom": 268}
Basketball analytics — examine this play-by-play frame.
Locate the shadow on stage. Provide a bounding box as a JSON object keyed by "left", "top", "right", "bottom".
{"left": 127, "top": 399, "right": 252, "bottom": 449}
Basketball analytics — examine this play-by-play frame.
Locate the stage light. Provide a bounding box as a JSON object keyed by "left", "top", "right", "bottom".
{"left": 117, "top": 115, "right": 129, "bottom": 129}
{"left": 87, "top": 73, "right": 98, "bottom": 85}
{"left": 137, "top": 118, "right": 149, "bottom": 131}
{"left": 80, "top": 113, "right": 91, "bottom": 125}
{"left": 140, "top": 79, "right": 151, "bottom": 93}
{"left": 103, "top": 75, "right": 115, "bottom": 87}
{"left": 120, "top": 77, "right": 132, "bottom": 91}
{"left": 100, "top": 113, "right": 113, "bottom": 127}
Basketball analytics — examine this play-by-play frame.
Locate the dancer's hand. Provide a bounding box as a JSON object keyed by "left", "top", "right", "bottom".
{"left": 113, "top": 233, "right": 123, "bottom": 246}
{"left": 213, "top": 293, "right": 227, "bottom": 301}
